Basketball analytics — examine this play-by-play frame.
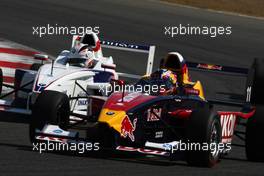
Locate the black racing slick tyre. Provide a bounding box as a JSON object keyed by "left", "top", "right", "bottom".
{"left": 246, "top": 104, "right": 264, "bottom": 162}
{"left": 185, "top": 104, "right": 222, "bottom": 167}
{"left": 0, "top": 68, "right": 2, "bottom": 95}
{"left": 30, "top": 63, "right": 42, "bottom": 71}
{"left": 29, "top": 90, "right": 70, "bottom": 143}
{"left": 246, "top": 58, "right": 264, "bottom": 104}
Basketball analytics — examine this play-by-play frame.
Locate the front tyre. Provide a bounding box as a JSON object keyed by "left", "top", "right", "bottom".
{"left": 246, "top": 58, "right": 264, "bottom": 104}
{"left": 29, "top": 90, "right": 70, "bottom": 143}
{"left": 185, "top": 104, "right": 222, "bottom": 167}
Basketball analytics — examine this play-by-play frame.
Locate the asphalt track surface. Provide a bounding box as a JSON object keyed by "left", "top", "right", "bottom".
{"left": 0, "top": 0, "right": 264, "bottom": 175}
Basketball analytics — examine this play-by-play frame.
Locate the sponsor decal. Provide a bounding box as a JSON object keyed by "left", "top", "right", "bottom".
{"left": 116, "top": 146, "right": 168, "bottom": 156}
{"left": 35, "top": 83, "right": 47, "bottom": 92}
{"left": 184, "top": 88, "right": 200, "bottom": 95}
{"left": 53, "top": 129, "right": 63, "bottom": 134}
{"left": 106, "top": 111, "right": 115, "bottom": 115}
{"left": 162, "top": 143, "right": 173, "bottom": 150}
{"left": 77, "top": 92, "right": 89, "bottom": 106}
{"left": 78, "top": 99, "right": 88, "bottom": 106}
{"left": 246, "top": 86, "right": 252, "bottom": 102}
{"left": 174, "top": 99, "right": 182, "bottom": 102}
{"left": 155, "top": 131, "right": 163, "bottom": 138}
{"left": 197, "top": 63, "right": 222, "bottom": 71}
{"left": 220, "top": 114, "right": 236, "bottom": 142}
{"left": 101, "top": 41, "right": 140, "bottom": 49}
{"left": 147, "top": 108, "right": 162, "bottom": 121}
{"left": 121, "top": 115, "right": 137, "bottom": 142}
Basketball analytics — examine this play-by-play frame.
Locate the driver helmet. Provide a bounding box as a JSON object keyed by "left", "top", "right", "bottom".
{"left": 160, "top": 69, "right": 177, "bottom": 85}
{"left": 160, "top": 52, "right": 190, "bottom": 84}
{"left": 150, "top": 69, "right": 177, "bottom": 90}
{"left": 73, "top": 43, "right": 95, "bottom": 68}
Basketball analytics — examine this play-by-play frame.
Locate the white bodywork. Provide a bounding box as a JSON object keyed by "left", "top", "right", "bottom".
{"left": 18, "top": 50, "right": 117, "bottom": 111}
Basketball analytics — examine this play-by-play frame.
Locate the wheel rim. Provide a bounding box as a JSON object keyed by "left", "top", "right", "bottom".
{"left": 210, "top": 120, "right": 220, "bottom": 159}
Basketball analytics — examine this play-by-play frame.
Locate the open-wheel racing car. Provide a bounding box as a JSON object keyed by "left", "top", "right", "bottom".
{"left": 0, "top": 32, "right": 120, "bottom": 115}
{"left": 0, "top": 32, "right": 156, "bottom": 121}
{"left": 29, "top": 50, "right": 264, "bottom": 167}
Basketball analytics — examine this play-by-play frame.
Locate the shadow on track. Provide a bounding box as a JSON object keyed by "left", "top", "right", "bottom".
{"left": 0, "top": 140, "right": 189, "bottom": 167}
{"left": 0, "top": 140, "right": 256, "bottom": 168}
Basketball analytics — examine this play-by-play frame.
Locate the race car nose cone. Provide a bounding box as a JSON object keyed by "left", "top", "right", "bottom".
{"left": 98, "top": 109, "right": 127, "bottom": 134}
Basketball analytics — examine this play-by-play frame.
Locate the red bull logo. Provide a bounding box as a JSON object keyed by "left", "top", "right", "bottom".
{"left": 197, "top": 64, "right": 222, "bottom": 71}
{"left": 121, "top": 115, "right": 137, "bottom": 142}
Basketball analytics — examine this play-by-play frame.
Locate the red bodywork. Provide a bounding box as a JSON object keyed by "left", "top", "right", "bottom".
{"left": 103, "top": 92, "right": 156, "bottom": 111}
{"left": 96, "top": 90, "right": 256, "bottom": 145}
{"left": 121, "top": 115, "right": 137, "bottom": 142}
{"left": 217, "top": 109, "right": 256, "bottom": 143}
{"left": 197, "top": 63, "right": 223, "bottom": 71}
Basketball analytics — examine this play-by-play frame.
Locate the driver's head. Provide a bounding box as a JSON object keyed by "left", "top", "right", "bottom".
{"left": 160, "top": 69, "right": 177, "bottom": 86}
{"left": 83, "top": 50, "right": 95, "bottom": 68}
{"left": 75, "top": 43, "right": 90, "bottom": 56}
{"left": 161, "top": 52, "right": 186, "bottom": 72}
{"left": 72, "top": 43, "right": 95, "bottom": 68}
{"left": 78, "top": 44, "right": 95, "bottom": 68}
{"left": 161, "top": 52, "right": 190, "bottom": 85}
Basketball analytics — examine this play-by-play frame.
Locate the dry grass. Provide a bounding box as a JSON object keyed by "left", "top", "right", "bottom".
{"left": 163, "top": 0, "right": 264, "bottom": 17}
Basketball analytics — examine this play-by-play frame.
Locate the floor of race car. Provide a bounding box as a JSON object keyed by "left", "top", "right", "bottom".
{"left": 0, "top": 111, "right": 263, "bottom": 176}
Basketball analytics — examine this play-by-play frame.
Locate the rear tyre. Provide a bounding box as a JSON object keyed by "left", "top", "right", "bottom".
{"left": 29, "top": 90, "right": 70, "bottom": 143}
{"left": 185, "top": 104, "right": 222, "bottom": 167}
{"left": 246, "top": 104, "right": 264, "bottom": 162}
{"left": 246, "top": 58, "right": 264, "bottom": 104}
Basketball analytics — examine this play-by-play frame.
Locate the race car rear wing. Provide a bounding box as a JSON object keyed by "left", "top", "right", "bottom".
{"left": 186, "top": 61, "right": 251, "bottom": 107}
{"left": 186, "top": 61, "right": 249, "bottom": 76}
{"left": 101, "top": 40, "right": 156, "bottom": 78}
{"left": 72, "top": 35, "right": 155, "bottom": 79}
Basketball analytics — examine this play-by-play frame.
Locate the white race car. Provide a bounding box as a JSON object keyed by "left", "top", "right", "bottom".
{"left": 0, "top": 33, "right": 156, "bottom": 123}
{"left": 0, "top": 32, "right": 118, "bottom": 114}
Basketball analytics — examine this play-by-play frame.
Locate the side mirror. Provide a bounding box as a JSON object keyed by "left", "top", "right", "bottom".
{"left": 110, "top": 79, "right": 125, "bottom": 86}
{"left": 110, "top": 79, "right": 125, "bottom": 100}
{"left": 34, "top": 54, "right": 49, "bottom": 61}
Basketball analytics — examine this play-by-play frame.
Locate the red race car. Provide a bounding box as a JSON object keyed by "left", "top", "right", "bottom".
{"left": 29, "top": 52, "right": 264, "bottom": 167}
